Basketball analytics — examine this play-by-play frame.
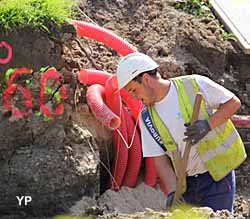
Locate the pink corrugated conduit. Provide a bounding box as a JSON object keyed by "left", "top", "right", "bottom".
{"left": 122, "top": 107, "right": 142, "bottom": 187}
{"left": 144, "top": 157, "right": 158, "bottom": 187}
{"left": 105, "top": 75, "right": 128, "bottom": 190}
{"left": 75, "top": 20, "right": 158, "bottom": 190}
{"left": 120, "top": 89, "right": 143, "bottom": 121}
{"left": 78, "top": 69, "right": 143, "bottom": 121}
{"left": 79, "top": 69, "right": 158, "bottom": 189}
{"left": 86, "top": 84, "right": 121, "bottom": 130}
{"left": 105, "top": 75, "right": 142, "bottom": 188}
{"left": 78, "top": 69, "right": 110, "bottom": 86}
{"left": 72, "top": 20, "right": 137, "bottom": 56}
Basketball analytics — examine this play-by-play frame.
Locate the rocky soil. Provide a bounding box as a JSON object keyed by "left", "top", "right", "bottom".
{"left": 0, "top": 0, "right": 249, "bottom": 218}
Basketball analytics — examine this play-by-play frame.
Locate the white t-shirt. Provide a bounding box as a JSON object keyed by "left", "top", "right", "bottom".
{"left": 140, "top": 75, "right": 235, "bottom": 176}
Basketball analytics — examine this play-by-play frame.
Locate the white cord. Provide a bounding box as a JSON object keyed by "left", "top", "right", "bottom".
{"left": 115, "top": 103, "right": 142, "bottom": 149}
{"left": 86, "top": 139, "right": 119, "bottom": 189}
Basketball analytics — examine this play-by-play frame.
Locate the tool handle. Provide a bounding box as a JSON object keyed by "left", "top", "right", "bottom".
{"left": 181, "top": 93, "right": 203, "bottom": 174}
{"left": 191, "top": 93, "right": 203, "bottom": 124}
{"left": 174, "top": 93, "right": 203, "bottom": 202}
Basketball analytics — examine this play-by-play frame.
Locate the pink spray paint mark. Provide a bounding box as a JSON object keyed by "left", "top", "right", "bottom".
{"left": 0, "top": 41, "right": 12, "bottom": 65}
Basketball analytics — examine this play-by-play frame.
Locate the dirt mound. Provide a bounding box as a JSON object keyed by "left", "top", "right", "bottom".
{"left": 0, "top": 24, "right": 108, "bottom": 217}
{"left": 70, "top": 183, "right": 165, "bottom": 215}
{"left": 1, "top": 26, "right": 59, "bottom": 82}
{"left": 70, "top": 0, "right": 250, "bottom": 218}
{"left": 69, "top": 183, "right": 249, "bottom": 219}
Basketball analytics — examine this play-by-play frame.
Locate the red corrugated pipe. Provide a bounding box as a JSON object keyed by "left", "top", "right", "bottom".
{"left": 73, "top": 19, "right": 158, "bottom": 188}
{"left": 78, "top": 69, "right": 143, "bottom": 121}
{"left": 78, "top": 69, "right": 110, "bottom": 86}
{"left": 105, "top": 75, "right": 142, "bottom": 187}
{"left": 105, "top": 75, "right": 128, "bottom": 190}
{"left": 72, "top": 20, "right": 137, "bottom": 56}
{"left": 79, "top": 69, "right": 158, "bottom": 187}
{"left": 120, "top": 89, "right": 143, "bottom": 121}
{"left": 144, "top": 157, "right": 158, "bottom": 187}
{"left": 122, "top": 106, "right": 142, "bottom": 187}
{"left": 86, "top": 84, "right": 121, "bottom": 130}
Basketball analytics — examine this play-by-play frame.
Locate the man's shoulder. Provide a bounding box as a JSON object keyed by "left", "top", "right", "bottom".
{"left": 171, "top": 74, "right": 207, "bottom": 81}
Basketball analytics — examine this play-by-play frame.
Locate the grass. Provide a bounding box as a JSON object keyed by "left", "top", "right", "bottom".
{"left": 174, "top": 0, "right": 211, "bottom": 16}
{"left": 0, "top": 0, "right": 78, "bottom": 31}
{"left": 220, "top": 31, "right": 236, "bottom": 41}
{"left": 174, "top": 1, "right": 236, "bottom": 42}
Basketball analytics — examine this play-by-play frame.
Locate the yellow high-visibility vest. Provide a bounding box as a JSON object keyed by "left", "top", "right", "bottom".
{"left": 148, "top": 75, "right": 247, "bottom": 181}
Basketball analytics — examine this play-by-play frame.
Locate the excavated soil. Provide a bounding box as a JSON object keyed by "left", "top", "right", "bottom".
{"left": 67, "top": 0, "right": 250, "bottom": 218}
{"left": 0, "top": 0, "right": 250, "bottom": 218}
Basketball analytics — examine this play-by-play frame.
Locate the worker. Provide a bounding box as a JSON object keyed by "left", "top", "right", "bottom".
{"left": 115, "top": 52, "right": 247, "bottom": 212}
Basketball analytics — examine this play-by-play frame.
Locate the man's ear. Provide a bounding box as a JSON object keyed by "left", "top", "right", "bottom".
{"left": 142, "top": 73, "right": 152, "bottom": 86}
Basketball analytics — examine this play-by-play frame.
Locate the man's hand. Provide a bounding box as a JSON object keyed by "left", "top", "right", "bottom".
{"left": 184, "top": 120, "right": 211, "bottom": 145}
{"left": 166, "top": 191, "right": 185, "bottom": 209}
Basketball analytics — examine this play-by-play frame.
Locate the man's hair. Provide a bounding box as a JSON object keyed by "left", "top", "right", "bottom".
{"left": 132, "top": 68, "right": 158, "bottom": 83}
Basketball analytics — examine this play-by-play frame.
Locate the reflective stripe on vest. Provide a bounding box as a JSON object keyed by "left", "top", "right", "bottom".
{"left": 173, "top": 75, "right": 246, "bottom": 181}
{"left": 148, "top": 75, "right": 246, "bottom": 181}
{"left": 148, "top": 105, "right": 185, "bottom": 192}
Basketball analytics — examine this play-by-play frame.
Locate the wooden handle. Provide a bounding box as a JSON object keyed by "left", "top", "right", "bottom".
{"left": 190, "top": 93, "right": 203, "bottom": 124}
{"left": 174, "top": 93, "right": 203, "bottom": 202}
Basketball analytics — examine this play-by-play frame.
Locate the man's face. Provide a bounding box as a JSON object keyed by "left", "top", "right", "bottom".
{"left": 124, "top": 79, "right": 156, "bottom": 105}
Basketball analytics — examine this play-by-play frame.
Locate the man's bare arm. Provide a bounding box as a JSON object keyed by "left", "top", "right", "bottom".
{"left": 208, "top": 96, "right": 241, "bottom": 129}
{"left": 154, "top": 155, "right": 176, "bottom": 194}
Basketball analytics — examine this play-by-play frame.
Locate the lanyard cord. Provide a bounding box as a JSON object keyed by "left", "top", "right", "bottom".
{"left": 115, "top": 103, "right": 142, "bottom": 149}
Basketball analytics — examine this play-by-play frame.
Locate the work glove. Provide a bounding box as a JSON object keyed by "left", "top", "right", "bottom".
{"left": 184, "top": 120, "right": 211, "bottom": 145}
{"left": 166, "top": 191, "right": 185, "bottom": 210}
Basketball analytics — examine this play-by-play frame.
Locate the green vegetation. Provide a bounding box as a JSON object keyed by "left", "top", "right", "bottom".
{"left": 174, "top": 0, "right": 211, "bottom": 16}
{"left": 52, "top": 214, "right": 95, "bottom": 219}
{"left": 5, "top": 68, "right": 15, "bottom": 82}
{"left": 220, "top": 31, "right": 236, "bottom": 41}
{"left": 0, "top": 0, "right": 77, "bottom": 31}
{"left": 174, "top": 1, "right": 236, "bottom": 42}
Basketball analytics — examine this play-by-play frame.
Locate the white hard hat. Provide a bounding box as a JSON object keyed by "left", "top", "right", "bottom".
{"left": 116, "top": 52, "right": 159, "bottom": 89}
